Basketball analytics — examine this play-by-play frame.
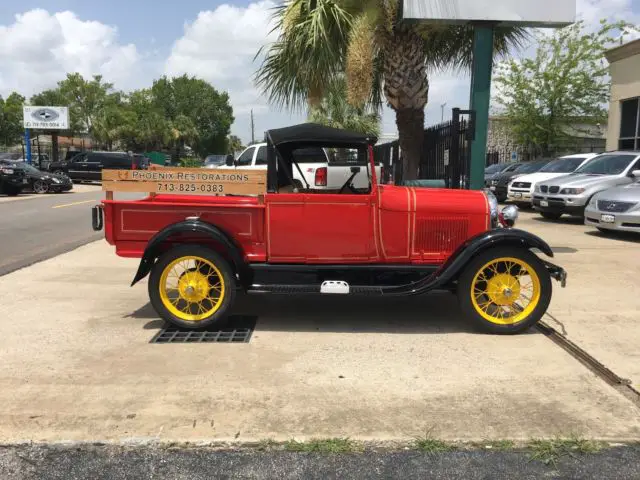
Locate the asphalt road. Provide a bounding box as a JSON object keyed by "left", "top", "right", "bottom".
{"left": 2, "top": 445, "right": 639, "bottom": 480}
{"left": 0, "top": 188, "right": 139, "bottom": 276}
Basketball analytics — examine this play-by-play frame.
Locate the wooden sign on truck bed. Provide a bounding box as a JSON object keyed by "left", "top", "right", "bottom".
{"left": 102, "top": 168, "right": 267, "bottom": 197}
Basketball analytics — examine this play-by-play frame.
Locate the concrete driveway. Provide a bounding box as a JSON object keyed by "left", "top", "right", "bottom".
{"left": 0, "top": 211, "right": 639, "bottom": 444}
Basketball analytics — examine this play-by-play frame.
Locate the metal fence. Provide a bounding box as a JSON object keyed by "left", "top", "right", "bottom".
{"left": 373, "top": 108, "right": 474, "bottom": 188}
{"left": 486, "top": 141, "right": 606, "bottom": 165}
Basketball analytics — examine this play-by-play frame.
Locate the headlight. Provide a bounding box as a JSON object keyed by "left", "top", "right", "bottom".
{"left": 485, "top": 190, "right": 499, "bottom": 224}
{"left": 0, "top": 168, "right": 14, "bottom": 174}
{"left": 560, "top": 188, "right": 585, "bottom": 195}
{"left": 500, "top": 205, "right": 519, "bottom": 227}
{"left": 535, "top": 184, "right": 541, "bottom": 192}
{"left": 588, "top": 195, "right": 598, "bottom": 207}
{"left": 52, "top": 178, "right": 60, "bottom": 184}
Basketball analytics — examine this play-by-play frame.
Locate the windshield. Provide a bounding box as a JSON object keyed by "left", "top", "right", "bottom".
{"left": 205, "top": 155, "right": 226, "bottom": 166}
{"left": 485, "top": 164, "right": 503, "bottom": 174}
{"left": 539, "top": 157, "right": 585, "bottom": 173}
{"left": 1, "top": 161, "right": 39, "bottom": 174}
{"left": 573, "top": 154, "right": 636, "bottom": 175}
{"left": 514, "top": 162, "right": 547, "bottom": 174}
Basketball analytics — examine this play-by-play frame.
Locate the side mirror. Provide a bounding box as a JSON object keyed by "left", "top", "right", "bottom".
{"left": 350, "top": 166, "right": 361, "bottom": 174}
{"left": 225, "top": 155, "right": 235, "bottom": 167}
{"left": 631, "top": 169, "right": 640, "bottom": 178}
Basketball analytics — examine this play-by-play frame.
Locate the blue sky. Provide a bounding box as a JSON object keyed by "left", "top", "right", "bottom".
{"left": 1, "top": 0, "right": 639, "bottom": 144}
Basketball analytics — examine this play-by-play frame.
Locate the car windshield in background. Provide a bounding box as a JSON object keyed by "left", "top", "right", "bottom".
{"left": 0, "top": 161, "right": 38, "bottom": 174}
{"left": 539, "top": 157, "right": 585, "bottom": 173}
{"left": 204, "top": 155, "right": 227, "bottom": 166}
{"left": 573, "top": 154, "right": 636, "bottom": 175}
{"left": 485, "top": 164, "right": 503, "bottom": 174}
{"left": 514, "top": 162, "right": 547, "bottom": 174}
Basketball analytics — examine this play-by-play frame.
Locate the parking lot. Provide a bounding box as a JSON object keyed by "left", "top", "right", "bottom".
{"left": 0, "top": 209, "right": 639, "bottom": 444}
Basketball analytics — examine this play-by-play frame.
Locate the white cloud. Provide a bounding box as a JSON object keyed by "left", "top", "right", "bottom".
{"left": 0, "top": 9, "right": 140, "bottom": 98}
{"left": 165, "top": 1, "right": 287, "bottom": 141}
{"left": 164, "top": 1, "right": 307, "bottom": 143}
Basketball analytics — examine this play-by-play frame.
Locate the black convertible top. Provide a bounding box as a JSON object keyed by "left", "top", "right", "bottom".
{"left": 266, "top": 123, "right": 377, "bottom": 146}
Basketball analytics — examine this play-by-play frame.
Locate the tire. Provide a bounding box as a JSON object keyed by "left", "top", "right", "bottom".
{"left": 5, "top": 186, "right": 21, "bottom": 197}
{"left": 33, "top": 180, "right": 49, "bottom": 194}
{"left": 148, "top": 245, "right": 236, "bottom": 329}
{"left": 540, "top": 211, "right": 562, "bottom": 220}
{"left": 52, "top": 169, "right": 65, "bottom": 176}
{"left": 457, "top": 247, "right": 552, "bottom": 334}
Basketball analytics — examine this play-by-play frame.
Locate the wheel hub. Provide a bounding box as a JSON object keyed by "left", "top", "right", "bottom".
{"left": 177, "top": 271, "right": 209, "bottom": 302}
{"left": 486, "top": 273, "right": 521, "bottom": 306}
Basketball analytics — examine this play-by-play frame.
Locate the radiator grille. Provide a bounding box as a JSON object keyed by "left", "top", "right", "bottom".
{"left": 597, "top": 200, "right": 636, "bottom": 213}
{"left": 415, "top": 217, "right": 469, "bottom": 254}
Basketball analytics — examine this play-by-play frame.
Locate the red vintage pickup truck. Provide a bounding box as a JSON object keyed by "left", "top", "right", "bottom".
{"left": 93, "top": 124, "right": 566, "bottom": 334}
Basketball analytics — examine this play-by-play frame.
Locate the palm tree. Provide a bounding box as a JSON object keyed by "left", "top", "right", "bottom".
{"left": 256, "top": 0, "right": 528, "bottom": 180}
{"left": 308, "top": 76, "right": 380, "bottom": 136}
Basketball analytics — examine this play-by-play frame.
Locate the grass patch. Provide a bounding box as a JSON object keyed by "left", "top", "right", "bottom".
{"left": 413, "top": 434, "right": 456, "bottom": 453}
{"left": 284, "top": 438, "right": 360, "bottom": 453}
{"left": 528, "top": 436, "right": 605, "bottom": 466}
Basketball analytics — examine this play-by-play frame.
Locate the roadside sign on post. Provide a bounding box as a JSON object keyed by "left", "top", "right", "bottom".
{"left": 401, "top": 0, "right": 575, "bottom": 26}
{"left": 23, "top": 106, "right": 69, "bottom": 130}
{"left": 400, "top": 0, "right": 575, "bottom": 189}
{"left": 511, "top": 151, "right": 518, "bottom": 162}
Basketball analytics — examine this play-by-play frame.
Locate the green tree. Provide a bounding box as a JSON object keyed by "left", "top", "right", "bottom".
{"left": 493, "top": 20, "right": 632, "bottom": 153}
{"left": 57, "top": 73, "right": 114, "bottom": 136}
{"left": 227, "top": 135, "right": 244, "bottom": 154}
{"left": 150, "top": 75, "right": 234, "bottom": 157}
{"left": 256, "top": 0, "right": 527, "bottom": 180}
{"left": 0, "top": 92, "right": 25, "bottom": 147}
{"left": 119, "top": 89, "right": 171, "bottom": 152}
{"left": 308, "top": 76, "right": 380, "bottom": 136}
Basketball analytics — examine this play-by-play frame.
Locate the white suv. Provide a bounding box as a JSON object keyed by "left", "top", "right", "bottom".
{"left": 507, "top": 153, "right": 598, "bottom": 206}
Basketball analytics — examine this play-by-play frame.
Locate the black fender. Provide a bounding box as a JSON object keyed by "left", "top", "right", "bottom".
{"left": 432, "top": 228, "right": 553, "bottom": 287}
{"left": 130, "top": 220, "right": 248, "bottom": 287}
{"left": 380, "top": 228, "right": 554, "bottom": 296}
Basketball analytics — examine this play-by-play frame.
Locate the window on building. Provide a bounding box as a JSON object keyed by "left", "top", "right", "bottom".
{"left": 619, "top": 98, "right": 640, "bottom": 150}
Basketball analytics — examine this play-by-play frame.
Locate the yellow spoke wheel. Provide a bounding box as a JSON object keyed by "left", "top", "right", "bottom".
{"left": 159, "top": 256, "right": 225, "bottom": 322}
{"left": 471, "top": 257, "right": 541, "bottom": 325}
{"left": 457, "top": 248, "right": 552, "bottom": 334}
{"left": 149, "top": 246, "right": 235, "bottom": 329}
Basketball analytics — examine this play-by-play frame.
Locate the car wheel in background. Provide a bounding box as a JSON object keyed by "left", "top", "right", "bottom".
{"left": 540, "top": 212, "right": 562, "bottom": 220}
{"left": 33, "top": 180, "right": 49, "bottom": 194}
{"left": 4, "top": 186, "right": 21, "bottom": 196}
{"left": 148, "top": 245, "right": 236, "bottom": 330}
{"left": 52, "top": 169, "right": 65, "bottom": 176}
{"left": 457, "top": 247, "right": 552, "bottom": 334}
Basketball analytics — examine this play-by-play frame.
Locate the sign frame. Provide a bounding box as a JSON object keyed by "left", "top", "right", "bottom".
{"left": 23, "top": 106, "right": 70, "bottom": 130}
{"left": 102, "top": 167, "right": 267, "bottom": 198}
{"left": 401, "top": 0, "right": 575, "bottom": 27}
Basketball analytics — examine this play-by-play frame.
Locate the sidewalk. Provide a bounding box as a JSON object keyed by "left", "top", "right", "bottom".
{"left": 0, "top": 237, "right": 639, "bottom": 444}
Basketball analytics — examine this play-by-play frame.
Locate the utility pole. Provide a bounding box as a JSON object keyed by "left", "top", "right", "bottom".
{"left": 250, "top": 109, "right": 255, "bottom": 145}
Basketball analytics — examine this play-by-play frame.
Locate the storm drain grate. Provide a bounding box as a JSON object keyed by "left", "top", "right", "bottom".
{"left": 150, "top": 315, "right": 257, "bottom": 344}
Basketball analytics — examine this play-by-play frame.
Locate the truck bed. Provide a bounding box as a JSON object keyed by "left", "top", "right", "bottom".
{"left": 103, "top": 194, "right": 266, "bottom": 261}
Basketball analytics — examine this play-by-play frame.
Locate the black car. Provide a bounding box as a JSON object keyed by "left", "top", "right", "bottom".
{"left": 488, "top": 160, "right": 550, "bottom": 202}
{"left": 0, "top": 160, "right": 72, "bottom": 194}
{"left": 0, "top": 161, "right": 28, "bottom": 196}
{"left": 48, "top": 151, "right": 149, "bottom": 182}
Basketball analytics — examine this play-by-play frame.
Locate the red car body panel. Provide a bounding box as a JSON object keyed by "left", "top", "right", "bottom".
{"left": 103, "top": 182, "right": 491, "bottom": 266}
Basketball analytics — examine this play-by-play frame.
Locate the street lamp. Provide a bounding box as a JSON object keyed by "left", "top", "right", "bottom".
{"left": 440, "top": 103, "right": 447, "bottom": 122}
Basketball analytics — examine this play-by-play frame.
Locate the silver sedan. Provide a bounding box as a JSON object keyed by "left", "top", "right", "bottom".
{"left": 585, "top": 182, "right": 640, "bottom": 233}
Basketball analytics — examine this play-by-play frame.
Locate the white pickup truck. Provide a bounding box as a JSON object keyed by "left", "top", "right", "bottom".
{"left": 219, "top": 143, "right": 381, "bottom": 190}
